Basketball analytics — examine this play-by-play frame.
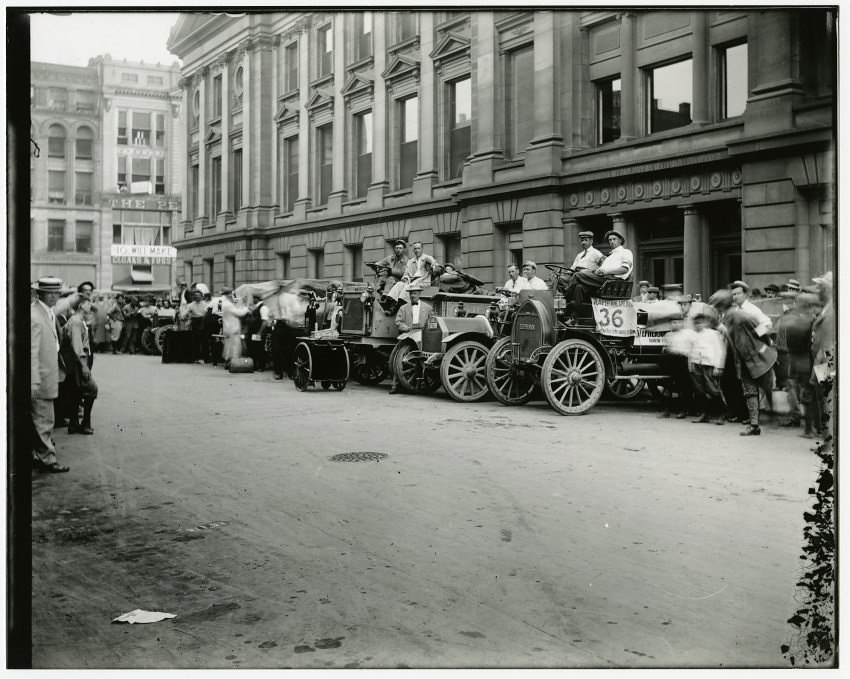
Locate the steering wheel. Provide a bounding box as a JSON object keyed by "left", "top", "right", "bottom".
{"left": 540, "top": 263, "right": 572, "bottom": 293}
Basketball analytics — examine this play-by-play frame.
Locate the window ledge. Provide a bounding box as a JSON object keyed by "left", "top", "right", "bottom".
{"left": 343, "top": 198, "right": 368, "bottom": 208}
{"left": 388, "top": 36, "right": 420, "bottom": 54}
{"left": 310, "top": 74, "right": 334, "bottom": 89}
{"left": 385, "top": 188, "right": 413, "bottom": 198}
{"left": 347, "top": 55, "right": 374, "bottom": 71}
{"left": 434, "top": 178, "right": 462, "bottom": 189}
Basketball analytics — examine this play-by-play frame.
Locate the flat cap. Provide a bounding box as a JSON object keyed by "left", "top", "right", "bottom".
{"left": 577, "top": 230, "right": 595, "bottom": 239}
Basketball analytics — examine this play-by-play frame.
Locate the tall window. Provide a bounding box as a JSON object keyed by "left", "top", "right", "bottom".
{"left": 398, "top": 13, "right": 416, "bottom": 42}
{"left": 117, "top": 110, "right": 127, "bottom": 145}
{"left": 48, "top": 171, "right": 65, "bottom": 204}
{"left": 75, "top": 221, "right": 93, "bottom": 253}
{"left": 284, "top": 136, "right": 299, "bottom": 212}
{"left": 318, "top": 24, "right": 333, "bottom": 77}
{"left": 155, "top": 113, "right": 166, "bottom": 147}
{"left": 355, "top": 111, "right": 372, "bottom": 198}
{"left": 75, "top": 90, "right": 95, "bottom": 113}
{"left": 76, "top": 126, "right": 94, "bottom": 159}
{"left": 48, "top": 87, "right": 67, "bottom": 109}
{"left": 721, "top": 43, "right": 748, "bottom": 119}
{"left": 132, "top": 157, "right": 151, "bottom": 189}
{"left": 449, "top": 77, "right": 471, "bottom": 179}
{"left": 277, "top": 252, "right": 291, "bottom": 279}
{"left": 318, "top": 125, "right": 333, "bottom": 205}
{"left": 597, "top": 77, "right": 621, "bottom": 144}
{"left": 47, "top": 220, "right": 65, "bottom": 251}
{"left": 48, "top": 124, "right": 65, "bottom": 158}
{"left": 647, "top": 58, "right": 693, "bottom": 133}
{"left": 232, "top": 149, "right": 242, "bottom": 212}
{"left": 346, "top": 244, "right": 363, "bottom": 282}
{"left": 225, "top": 255, "right": 235, "bottom": 288}
{"left": 211, "top": 156, "right": 222, "bottom": 216}
{"left": 132, "top": 111, "right": 151, "bottom": 145}
{"left": 399, "top": 96, "right": 418, "bottom": 189}
{"left": 285, "top": 42, "right": 299, "bottom": 91}
{"left": 506, "top": 45, "right": 534, "bottom": 158}
{"left": 155, "top": 158, "right": 165, "bottom": 195}
{"left": 439, "top": 233, "right": 462, "bottom": 268}
{"left": 203, "top": 258, "right": 214, "bottom": 286}
{"left": 310, "top": 249, "right": 325, "bottom": 279}
{"left": 191, "top": 164, "right": 199, "bottom": 218}
{"left": 117, "top": 157, "right": 127, "bottom": 191}
{"left": 75, "top": 172, "right": 93, "bottom": 205}
{"left": 212, "top": 75, "right": 223, "bottom": 118}
{"left": 354, "top": 13, "right": 372, "bottom": 59}
{"left": 113, "top": 224, "right": 123, "bottom": 245}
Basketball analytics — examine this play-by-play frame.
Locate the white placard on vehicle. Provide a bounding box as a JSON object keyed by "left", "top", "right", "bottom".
{"left": 633, "top": 329, "right": 667, "bottom": 346}
{"left": 590, "top": 298, "right": 636, "bottom": 336}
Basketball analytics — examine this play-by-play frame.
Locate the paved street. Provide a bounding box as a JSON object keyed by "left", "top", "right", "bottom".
{"left": 31, "top": 352, "right": 818, "bottom": 669}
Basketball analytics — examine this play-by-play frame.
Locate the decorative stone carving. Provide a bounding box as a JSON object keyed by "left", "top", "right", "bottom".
{"left": 569, "top": 194, "right": 579, "bottom": 208}
{"left": 584, "top": 191, "right": 594, "bottom": 206}
{"left": 671, "top": 178, "right": 682, "bottom": 193}
{"left": 600, "top": 188, "right": 610, "bottom": 202}
{"left": 690, "top": 175, "right": 701, "bottom": 191}
{"left": 710, "top": 172, "right": 722, "bottom": 189}
{"left": 634, "top": 184, "right": 644, "bottom": 199}
{"left": 652, "top": 181, "right": 663, "bottom": 197}
{"left": 731, "top": 170, "right": 742, "bottom": 185}
{"left": 616, "top": 186, "right": 627, "bottom": 201}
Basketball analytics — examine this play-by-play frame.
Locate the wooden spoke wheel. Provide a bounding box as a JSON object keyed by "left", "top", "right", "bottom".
{"left": 604, "top": 376, "right": 646, "bottom": 400}
{"left": 440, "top": 340, "right": 491, "bottom": 403}
{"left": 541, "top": 339, "right": 605, "bottom": 415}
{"left": 292, "top": 342, "right": 312, "bottom": 392}
{"left": 140, "top": 327, "right": 156, "bottom": 355}
{"left": 152, "top": 326, "right": 169, "bottom": 356}
{"left": 485, "top": 336, "right": 535, "bottom": 406}
{"left": 394, "top": 344, "right": 440, "bottom": 394}
{"left": 351, "top": 350, "right": 389, "bottom": 385}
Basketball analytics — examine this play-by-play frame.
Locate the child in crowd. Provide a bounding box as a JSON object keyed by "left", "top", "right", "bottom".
{"left": 688, "top": 311, "right": 727, "bottom": 424}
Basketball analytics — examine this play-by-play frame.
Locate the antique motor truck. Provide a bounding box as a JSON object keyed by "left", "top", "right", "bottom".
{"left": 485, "top": 276, "right": 671, "bottom": 415}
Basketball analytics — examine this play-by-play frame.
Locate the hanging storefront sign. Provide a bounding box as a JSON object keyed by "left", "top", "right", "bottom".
{"left": 111, "top": 244, "right": 177, "bottom": 265}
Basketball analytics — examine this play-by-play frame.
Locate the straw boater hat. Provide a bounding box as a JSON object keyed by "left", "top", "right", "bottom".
{"left": 637, "top": 280, "right": 650, "bottom": 288}
{"left": 522, "top": 261, "right": 537, "bottom": 270}
{"left": 32, "top": 276, "right": 63, "bottom": 293}
{"left": 784, "top": 279, "right": 801, "bottom": 292}
{"left": 812, "top": 272, "right": 833, "bottom": 287}
{"left": 603, "top": 230, "right": 625, "bottom": 244}
{"left": 730, "top": 280, "right": 750, "bottom": 292}
{"left": 406, "top": 284, "right": 423, "bottom": 292}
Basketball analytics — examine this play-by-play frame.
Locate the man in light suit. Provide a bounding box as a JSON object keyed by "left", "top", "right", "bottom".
{"left": 389, "top": 285, "right": 433, "bottom": 394}
{"left": 31, "top": 276, "right": 69, "bottom": 473}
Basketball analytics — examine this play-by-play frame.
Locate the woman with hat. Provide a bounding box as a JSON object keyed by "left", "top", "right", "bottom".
{"left": 563, "top": 229, "right": 634, "bottom": 310}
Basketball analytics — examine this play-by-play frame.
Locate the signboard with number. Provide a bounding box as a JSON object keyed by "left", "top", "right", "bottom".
{"left": 590, "top": 298, "right": 636, "bottom": 337}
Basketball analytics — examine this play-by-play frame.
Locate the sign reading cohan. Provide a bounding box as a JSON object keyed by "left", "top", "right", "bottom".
{"left": 111, "top": 244, "right": 177, "bottom": 265}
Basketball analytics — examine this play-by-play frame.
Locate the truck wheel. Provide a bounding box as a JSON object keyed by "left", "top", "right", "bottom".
{"left": 441, "top": 340, "right": 490, "bottom": 403}
{"left": 394, "top": 344, "right": 439, "bottom": 394}
{"left": 604, "top": 377, "right": 646, "bottom": 400}
{"left": 485, "top": 336, "right": 534, "bottom": 406}
{"left": 541, "top": 339, "right": 605, "bottom": 415}
{"left": 292, "top": 342, "right": 312, "bottom": 391}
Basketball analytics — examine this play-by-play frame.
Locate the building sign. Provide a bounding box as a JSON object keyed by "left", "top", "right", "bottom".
{"left": 111, "top": 244, "right": 177, "bottom": 265}
{"left": 104, "top": 196, "right": 180, "bottom": 211}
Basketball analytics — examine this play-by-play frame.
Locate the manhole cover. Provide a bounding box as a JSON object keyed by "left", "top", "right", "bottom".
{"left": 330, "top": 452, "right": 388, "bottom": 463}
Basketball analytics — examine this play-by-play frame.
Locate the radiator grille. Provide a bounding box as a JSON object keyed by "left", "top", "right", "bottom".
{"left": 341, "top": 296, "right": 365, "bottom": 333}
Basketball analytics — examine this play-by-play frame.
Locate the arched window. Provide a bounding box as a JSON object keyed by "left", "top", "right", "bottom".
{"left": 48, "top": 124, "right": 66, "bottom": 158}
{"left": 76, "top": 126, "right": 94, "bottom": 159}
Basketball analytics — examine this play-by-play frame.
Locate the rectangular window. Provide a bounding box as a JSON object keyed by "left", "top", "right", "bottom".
{"left": 310, "top": 249, "right": 325, "bottom": 279}
{"left": 284, "top": 136, "right": 299, "bottom": 212}
{"left": 75, "top": 221, "right": 93, "bottom": 253}
{"left": 211, "top": 157, "right": 222, "bottom": 216}
{"left": 203, "top": 258, "right": 214, "bottom": 286}
{"left": 597, "top": 77, "right": 622, "bottom": 144}
{"left": 506, "top": 45, "right": 534, "bottom": 158}
{"left": 117, "top": 158, "right": 127, "bottom": 191}
{"left": 155, "top": 113, "right": 165, "bottom": 147}
{"left": 162, "top": 225, "right": 171, "bottom": 246}
{"left": 35, "top": 87, "right": 47, "bottom": 106}
{"left": 75, "top": 136, "right": 93, "bottom": 160}
{"left": 399, "top": 96, "right": 418, "bottom": 189}
{"left": 191, "top": 164, "right": 199, "bottom": 218}
{"left": 647, "top": 58, "right": 693, "bottom": 133}
{"left": 355, "top": 13, "right": 372, "bottom": 59}
{"left": 48, "top": 220, "right": 65, "bottom": 251}
{"left": 48, "top": 87, "right": 66, "bottom": 109}
{"left": 75, "top": 90, "right": 95, "bottom": 112}
{"left": 225, "top": 255, "right": 235, "bottom": 288}
{"left": 121, "top": 73, "right": 138, "bottom": 83}
{"left": 285, "top": 42, "right": 299, "bottom": 91}
{"left": 277, "top": 252, "right": 291, "bottom": 279}
{"left": 440, "top": 233, "right": 462, "bottom": 269}
{"left": 318, "top": 124, "right": 333, "bottom": 205}
{"left": 118, "top": 110, "right": 127, "bottom": 145}
{"left": 355, "top": 111, "right": 372, "bottom": 198}
{"left": 212, "top": 75, "right": 222, "bottom": 118}
{"left": 48, "top": 171, "right": 65, "bottom": 204}
{"left": 75, "top": 172, "right": 93, "bottom": 205}
{"left": 232, "top": 149, "right": 242, "bottom": 212}
{"left": 721, "top": 43, "right": 748, "bottom": 119}
{"left": 48, "top": 134, "right": 65, "bottom": 158}
{"left": 155, "top": 158, "right": 165, "bottom": 195}
{"left": 132, "top": 111, "right": 151, "bottom": 145}
{"left": 147, "top": 75, "right": 164, "bottom": 85}
{"left": 131, "top": 157, "right": 151, "bottom": 186}
{"left": 449, "top": 77, "right": 471, "bottom": 179}
{"left": 113, "top": 224, "right": 122, "bottom": 245}
{"left": 347, "top": 244, "right": 363, "bottom": 282}
{"left": 318, "top": 24, "right": 333, "bottom": 77}
{"left": 399, "top": 13, "right": 416, "bottom": 42}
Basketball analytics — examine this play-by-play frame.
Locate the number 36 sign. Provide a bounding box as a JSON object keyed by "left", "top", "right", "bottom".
{"left": 590, "top": 298, "right": 636, "bottom": 336}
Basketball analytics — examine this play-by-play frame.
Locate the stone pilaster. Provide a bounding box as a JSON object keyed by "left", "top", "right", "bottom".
{"left": 466, "top": 11, "right": 502, "bottom": 185}
{"left": 367, "top": 11, "right": 390, "bottom": 208}
{"left": 526, "top": 11, "right": 564, "bottom": 175}
{"left": 619, "top": 13, "right": 637, "bottom": 140}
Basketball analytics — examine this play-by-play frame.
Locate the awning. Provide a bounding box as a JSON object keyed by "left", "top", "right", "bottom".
{"left": 131, "top": 269, "right": 154, "bottom": 283}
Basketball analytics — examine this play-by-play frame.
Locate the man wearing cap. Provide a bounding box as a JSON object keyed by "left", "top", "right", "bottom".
{"left": 632, "top": 280, "right": 651, "bottom": 303}
{"left": 563, "top": 229, "right": 634, "bottom": 309}
{"left": 569, "top": 231, "right": 605, "bottom": 275}
{"left": 403, "top": 241, "right": 437, "bottom": 288}
{"left": 764, "top": 284, "right": 780, "bottom": 299}
{"left": 521, "top": 261, "right": 549, "bottom": 290}
{"left": 106, "top": 293, "right": 125, "bottom": 354}
{"left": 498, "top": 264, "right": 528, "bottom": 308}
{"left": 31, "top": 276, "right": 70, "bottom": 473}
{"left": 220, "top": 287, "right": 252, "bottom": 369}
{"left": 726, "top": 280, "right": 777, "bottom": 436}
{"left": 646, "top": 286, "right": 660, "bottom": 303}
{"left": 783, "top": 279, "right": 801, "bottom": 294}
{"left": 389, "top": 285, "right": 433, "bottom": 394}
{"left": 375, "top": 240, "right": 410, "bottom": 300}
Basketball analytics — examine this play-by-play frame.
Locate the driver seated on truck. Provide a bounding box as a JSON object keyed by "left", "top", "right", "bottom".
{"left": 568, "top": 231, "right": 605, "bottom": 278}
{"left": 521, "top": 261, "right": 550, "bottom": 290}
{"left": 563, "top": 229, "right": 634, "bottom": 316}
{"left": 498, "top": 264, "right": 528, "bottom": 309}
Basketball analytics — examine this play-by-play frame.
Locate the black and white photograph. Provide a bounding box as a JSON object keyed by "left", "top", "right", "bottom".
{"left": 8, "top": 3, "right": 839, "bottom": 672}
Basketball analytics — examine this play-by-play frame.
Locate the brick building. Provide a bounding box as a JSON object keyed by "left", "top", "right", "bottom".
{"left": 30, "top": 55, "right": 184, "bottom": 293}
{"left": 166, "top": 9, "right": 835, "bottom": 294}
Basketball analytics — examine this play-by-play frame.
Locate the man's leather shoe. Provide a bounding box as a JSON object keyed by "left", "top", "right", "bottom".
{"left": 692, "top": 413, "right": 710, "bottom": 424}
{"left": 274, "top": 373, "right": 283, "bottom": 380}
{"left": 38, "top": 462, "right": 69, "bottom": 474}
{"left": 740, "top": 425, "right": 761, "bottom": 436}
{"left": 389, "top": 387, "right": 399, "bottom": 394}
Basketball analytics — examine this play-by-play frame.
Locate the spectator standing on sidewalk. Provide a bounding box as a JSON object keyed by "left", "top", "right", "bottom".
{"left": 121, "top": 296, "right": 140, "bottom": 354}
{"left": 688, "top": 310, "right": 727, "bottom": 424}
{"left": 61, "top": 298, "right": 98, "bottom": 435}
{"left": 106, "top": 294, "right": 125, "bottom": 354}
{"left": 180, "top": 289, "right": 210, "bottom": 364}
{"left": 30, "top": 276, "right": 69, "bottom": 473}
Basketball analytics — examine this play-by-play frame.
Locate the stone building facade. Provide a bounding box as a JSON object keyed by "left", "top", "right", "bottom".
{"left": 167, "top": 9, "right": 835, "bottom": 295}
{"left": 30, "top": 56, "right": 184, "bottom": 293}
